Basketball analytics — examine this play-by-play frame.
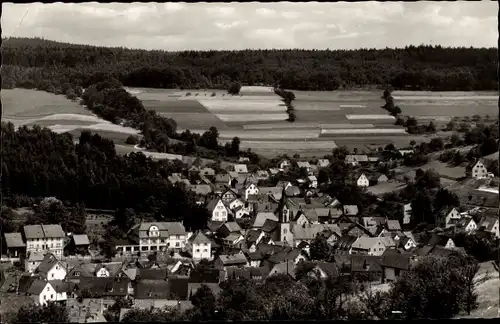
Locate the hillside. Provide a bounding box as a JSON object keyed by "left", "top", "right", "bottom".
{"left": 1, "top": 37, "right": 497, "bottom": 91}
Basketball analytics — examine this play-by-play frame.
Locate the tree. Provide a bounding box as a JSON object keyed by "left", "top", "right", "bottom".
{"left": 217, "top": 278, "right": 267, "bottom": 320}
{"left": 309, "top": 234, "right": 333, "bottom": 261}
{"left": 11, "top": 302, "right": 69, "bottom": 323}
{"left": 190, "top": 284, "right": 216, "bottom": 320}
{"left": 125, "top": 135, "right": 140, "bottom": 145}
{"left": 230, "top": 137, "right": 241, "bottom": 156}
{"left": 228, "top": 82, "right": 242, "bottom": 95}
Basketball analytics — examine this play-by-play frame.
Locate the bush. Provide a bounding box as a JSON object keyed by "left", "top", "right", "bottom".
{"left": 125, "top": 135, "right": 140, "bottom": 145}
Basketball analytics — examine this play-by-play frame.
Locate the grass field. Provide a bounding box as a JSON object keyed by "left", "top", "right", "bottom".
{"left": 2, "top": 89, "right": 141, "bottom": 144}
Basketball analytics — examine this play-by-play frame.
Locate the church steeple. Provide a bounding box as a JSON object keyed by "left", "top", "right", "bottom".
{"left": 277, "top": 184, "right": 291, "bottom": 223}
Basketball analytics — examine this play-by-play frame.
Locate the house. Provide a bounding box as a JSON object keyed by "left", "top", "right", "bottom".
{"left": 277, "top": 159, "right": 292, "bottom": 170}
{"left": 381, "top": 251, "right": 411, "bottom": 282}
{"left": 215, "top": 173, "right": 232, "bottom": 186}
{"left": 296, "top": 161, "right": 312, "bottom": 174}
{"left": 455, "top": 217, "right": 477, "bottom": 234}
{"left": 95, "top": 263, "right": 123, "bottom": 278}
{"left": 426, "top": 234, "right": 456, "bottom": 249}
{"left": 307, "top": 176, "right": 318, "bottom": 189}
{"left": 376, "top": 174, "right": 389, "bottom": 183}
{"left": 2, "top": 232, "right": 26, "bottom": 261}
{"left": 118, "top": 222, "right": 187, "bottom": 255}
{"left": 268, "top": 260, "right": 296, "bottom": 279}
{"left": 223, "top": 233, "right": 245, "bottom": 246}
{"left": 78, "top": 277, "right": 130, "bottom": 299}
{"left": 350, "top": 255, "right": 383, "bottom": 282}
{"left": 243, "top": 183, "right": 260, "bottom": 200}
{"left": 351, "top": 237, "right": 387, "bottom": 256}
{"left": 206, "top": 198, "right": 229, "bottom": 222}
{"left": 24, "top": 224, "right": 65, "bottom": 258}
{"left": 18, "top": 276, "right": 61, "bottom": 306}
{"left": 199, "top": 168, "right": 215, "bottom": 177}
{"left": 471, "top": 160, "right": 488, "bottom": 179}
{"left": 239, "top": 157, "right": 250, "bottom": 163}
{"left": 225, "top": 266, "right": 269, "bottom": 282}
{"left": 477, "top": 215, "right": 499, "bottom": 239}
{"left": 398, "top": 149, "right": 414, "bottom": 156}
{"left": 214, "top": 253, "right": 248, "bottom": 270}
{"left": 285, "top": 185, "right": 301, "bottom": 197}
{"left": 307, "top": 262, "right": 339, "bottom": 279}
{"left": 35, "top": 253, "right": 67, "bottom": 280}
{"left": 441, "top": 207, "right": 462, "bottom": 228}
{"left": 252, "top": 212, "right": 279, "bottom": 229}
{"left": 221, "top": 188, "right": 240, "bottom": 203}
{"left": 403, "top": 203, "right": 412, "bottom": 225}
{"left": 217, "top": 222, "right": 242, "bottom": 238}
{"left": 266, "top": 248, "right": 307, "bottom": 267}
{"left": 316, "top": 159, "right": 331, "bottom": 168}
{"left": 187, "top": 232, "right": 212, "bottom": 261}
{"left": 385, "top": 220, "right": 402, "bottom": 232}
{"left": 25, "top": 251, "right": 46, "bottom": 273}
{"left": 255, "top": 170, "right": 270, "bottom": 180}
{"left": 343, "top": 205, "right": 359, "bottom": 216}
{"left": 345, "top": 154, "right": 369, "bottom": 166}
{"left": 399, "top": 236, "right": 417, "bottom": 251}
{"left": 66, "top": 234, "right": 90, "bottom": 255}
{"left": 234, "top": 164, "right": 248, "bottom": 174}
{"left": 67, "top": 298, "right": 110, "bottom": 323}
{"left": 291, "top": 224, "right": 328, "bottom": 247}
{"left": 356, "top": 174, "right": 370, "bottom": 188}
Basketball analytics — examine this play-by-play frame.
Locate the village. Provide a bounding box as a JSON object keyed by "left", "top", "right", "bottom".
{"left": 1, "top": 148, "right": 498, "bottom": 322}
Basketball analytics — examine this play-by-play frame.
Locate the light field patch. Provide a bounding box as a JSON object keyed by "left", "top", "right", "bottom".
{"left": 243, "top": 122, "right": 320, "bottom": 130}
{"left": 346, "top": 114, "right": 396, "bottom": 120}
{"left": 320, "top": 128, "right": 407, "bottom": 135}
{"left": 237, "top": 140, "right": 337, "bottom": 150}
{"left": 216, "top": 129, "right": 320, "bottom": 140}
{"left": 198, "top": 100, "right": 284, "bottom": 112}
{"left": 239, "top": 86, "right": 274, "bottom": 93}
{"left": 394, "top": 96, "right": 498, "bottom": 101}
{"left": 339, "top": 104, "right": 366, "bottom": 108}
{"left": 319, "top": 123, "right": 374, "bottom": 129}
{"left": 216, "top": 113, "right": 289, "bottom": 122}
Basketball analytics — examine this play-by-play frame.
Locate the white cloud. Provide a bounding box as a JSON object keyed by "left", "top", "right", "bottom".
{"left": 1, "top": 1, "right": 495, "bottom": 50}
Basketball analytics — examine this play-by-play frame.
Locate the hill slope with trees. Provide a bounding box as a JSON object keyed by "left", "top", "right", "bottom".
{"left": 2, "top": 37, "right": 497, "bottom": 91}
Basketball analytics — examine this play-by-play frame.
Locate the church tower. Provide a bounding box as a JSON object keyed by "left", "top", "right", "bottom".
{"left": 276, "top": 185, "right": 293, "bottom": 245}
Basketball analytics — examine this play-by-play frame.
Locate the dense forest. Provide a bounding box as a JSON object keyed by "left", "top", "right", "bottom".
{"left": 1, "top": 123, "right": 210, "bottom": 232}
{"left": 1, "top": 37, "right": 497, "bottom": 91}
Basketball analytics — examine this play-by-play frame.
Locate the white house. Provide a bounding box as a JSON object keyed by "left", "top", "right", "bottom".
{"left": 307, "top": 176, "right": 318, "bottom": 189}
{"left": 477, "top": 216, "right": 499, "bottom": 239}
{"left": 399, "top": 236, "right": 417, "bottom": 250}
{"left": 316, "top": 159, "right": 331, "bottom": 168}
{"left": 471, "top": 160, "right": 488, "bottom": 179}
{"left": 278, "top": 159, "right": 292, "bottom": 170}
{"left": 443, "top": 208, "right": 462, "bottom": 228}
{"left": 243, "top": 183, "right": 259, "bottom": 200}
{"left": 19, "top": 278, "right": 65, "bottom": 306}
{"left": 228, "top": 198, "right": 245, "bottom": 210}
{"left": 297, "top": 161, "right": 312, "bottom": 174}
{"left": 189, "top": 231, "right": 212, "bottom": 261}
{"left": 34, "top": 253, "right": 67, "bottom": 280}
{"left": 207, "top": 198, "right": 229, "bottom": 222}
{"left": 356, "top": 174, "right": 370, "bottom": 188}
{"left": 234, "top": 164, "right": 248, "bottom": 174}
{"left": 455, "top": 217, "right": 477, "bottom": 233}
{"left": 403, "top": 203, "right": 412, "bottom": 225}
{"left": 24, "top": 224, "right": 65, "bottom": 258}
{"left": 351, "top": 237, "right": 387, "bottom": 256}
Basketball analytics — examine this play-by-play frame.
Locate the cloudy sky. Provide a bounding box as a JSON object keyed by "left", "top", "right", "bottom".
{"left": 2, "top": 2, "right": 497, "bottom": 51}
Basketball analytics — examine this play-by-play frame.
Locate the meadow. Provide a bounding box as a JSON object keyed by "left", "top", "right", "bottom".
{"left": 3, "top": 87, "right": 497, "bottom": 158}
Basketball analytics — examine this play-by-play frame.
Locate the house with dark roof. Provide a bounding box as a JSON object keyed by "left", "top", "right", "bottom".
{"left": 307, "top": 262, "right": 339, "bottom": 280}
{"left": 217, "top": 222, "right": 242, "bottom": 238}
{"left": 426, "top": 234, "right": 456, "bottom": 249}
{"left": 2, "top": 232, "right": 26, "bottom": 261}
{"left": 350, "top": 255, "right": 383, "bottom": 282}
{"left": 24, "top": 224, "right": 65, "bottom": 258}
{"left": 334, "top": 235, "right": 358, "bottom": 254}
{"left": 34, "top": 253, "right": 67, "bottom": 280}
{"left": 214, "top": 252, "right": 249, "bottom": 270}
{"left": 224, "top": 266, "right": 269, "bottom": 282}
{"left": 187, "top": 231, "right": 213, "bottom": 261}
{"left": 381, "top": 251, "right": 411, "bottom": 282}
{"left": 18, "top": 276, "right": 62, "bottom": 306}
{"left": 77, "top": 277, "right": 130, "bottom": 299}
{"left": 268, "top": 260, "right": 297, "bottom": 279}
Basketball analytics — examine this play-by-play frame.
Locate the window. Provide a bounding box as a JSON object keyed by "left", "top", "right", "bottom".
{"left": 203, "top": 249, "right": 208, "bottom": 252}
{"left": 52, "top": 274, "right": 54, "bottom": 278}
{"left": 44, "top": 295, "right": 47, "bottom": 300}
{"left": 283, "top": 228, "right": 287, "bottom": 234}
{"left": 167, "top": 242, "right": 170, "bottom": 247}
{"left": 75, "top": 272, "right": 80, "bottom": 276}
{"left": 175, "top": 242, "right": 180, "bottom": 247}
{"left": 196, "top": 249, "right": 200, "bottom": 252}
{"left": 215, "top": 212, "right": 219, "bottom": 217}
{"left": 51, "top": 294, "right": 54, "bottom": 299}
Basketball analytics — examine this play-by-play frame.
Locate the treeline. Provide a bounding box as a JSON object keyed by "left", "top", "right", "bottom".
{"left": 2, "top": 38, "right": 496, "bottom": 91}
{"left": 1, "top": 123, "right": 210, "bottom": 232}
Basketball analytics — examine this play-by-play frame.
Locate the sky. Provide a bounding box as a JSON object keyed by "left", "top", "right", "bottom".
{"left": 2, "top": 2, "right": 497, "bottom": 51}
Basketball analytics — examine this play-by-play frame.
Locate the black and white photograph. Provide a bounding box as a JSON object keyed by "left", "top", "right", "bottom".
{"left": 1, "top": 1, "right": 499, "bottom": 322}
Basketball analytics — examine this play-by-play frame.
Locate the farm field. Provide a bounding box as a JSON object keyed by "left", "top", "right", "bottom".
{"left": 2, "top": 89, "right": 140, "bottom": 145}
{"left": 4, "top": 88, "right": 496, "bottom": 158}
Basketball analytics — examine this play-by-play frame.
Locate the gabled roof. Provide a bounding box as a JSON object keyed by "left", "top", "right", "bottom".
{"left": 261, "top": 219, "right": 279, "bottom": 233}
{"left": 78, "top": 277, "right": 129, "bottom": 297}
{"left": 315, "top": 262, "right": 339, "bottom": 278}
{"left": 222, "top": 222, "right": 242, "bottom": 233}
{"left": 72, "top": 234, "right": 90, "bottom": 246}
{"left": 41, "top": 224, "right": 66, "bottom": 238}
{"left": 269, "top": 260, "right": 296, "bottom": 279}
{"left": 207, "top": 221, "right": 225, "bottom": 233}
{"left": 189, "top": 268, "right": 220, "bottom": 283}
{"left": 190, "top": 184, "right": 213, "bottom": 196}
{"left": 285, "top": 186, "right": 301, "bottom": 196}
{"left": 4, "top": 233, "right": 25, "bottom": 248}
{"left": 234, "top": 164, "right": 249, "bottom": 173}
{"left": 215, "top": 174, "right": 231, "bottom": 183}
{"left": 297, "top": 161, "right": 311, "bottom": 168}
{"left": 206, "top": 198, "right": 223, "bottom": 211}
{"left": 335, "top": 235, "right": 358, "bottom": 249}
{"left": 246, "top": 229, "right": 263, "bottom": 244}
{"left": 36, "top": 253, "right": 63, "bottom": 276}
{"left": 218, "top": 253, "right": 248, "bottom": 265}
{"left": 23, "top": 225, "right": 44, "bottom": 239}
{"left": 426, "top": 234, "right": 452, "bottom": 247}
{"left": 350, "top": 255, "right": 382, "bottom": 272}
{"left": 292, "top": 224, "right": 328, "bottom": 241}
{"left": 268, "top": 248, "right": 303, "bottom": 264}
{"left": 190, "top": 231, "right": 212, "bottom": 245}
{"left": 351, "top": 237, "right": 382, "bottom": 250}
{"left": 345, "top": 154, "right": 369, "bottom": 162}
{"left": 253, "top": 212, "right": 279, "bottom": 228}
{"left": 381, "top": 251, "right": 411, "bottom": 270}
{"left": 135, "top": 222, "right": 186, "bottom": 237}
